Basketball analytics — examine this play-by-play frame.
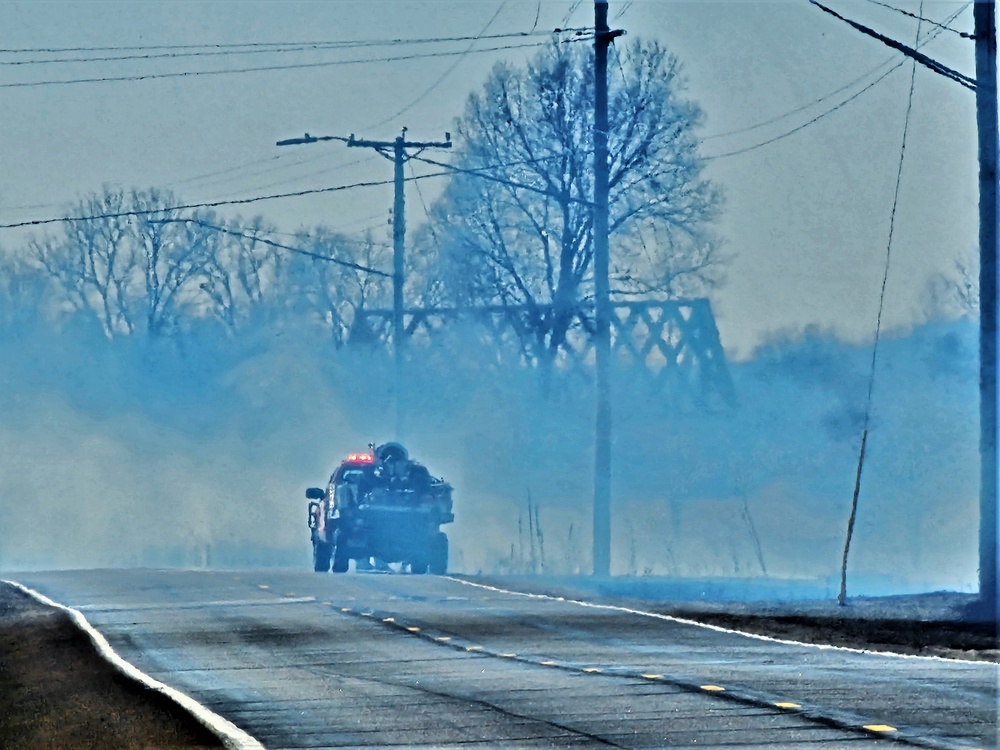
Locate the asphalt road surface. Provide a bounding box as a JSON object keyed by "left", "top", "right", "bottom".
{"left": 10, "top": 569, "right": 997, "bottom": 750}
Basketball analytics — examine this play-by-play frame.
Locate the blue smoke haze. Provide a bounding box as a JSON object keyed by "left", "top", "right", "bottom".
{"left": 0, "top": 315, "right": 979, "bottom": 597}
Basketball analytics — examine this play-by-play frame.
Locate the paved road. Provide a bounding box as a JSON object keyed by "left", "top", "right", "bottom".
{"left": 10, "top": 569, "right": 996, "bottom": 749}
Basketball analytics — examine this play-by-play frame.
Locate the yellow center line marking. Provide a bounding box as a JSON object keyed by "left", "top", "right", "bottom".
{"left": 257, "top": 585, "right": 269, "bottom": 590}
{"left": 583, "top": 667, "right": 602, "bottom": 673}
{"left": 435, "top": 636, "right": 452, "bottom": 642}
{"left": 774, "top": 702, "right": 801, "bottom": 709}
{"left": 863, "top": 725, "right": 897, "bottom": 733}
{"left": 700, "top": 685, "right": 725, "bottom": 692}
{"left": 641, "top": 674, "right": 663, "bottom": 680}
{"left": 406, "top": 626, "right": 421, "bottom": 632}
{"left": 383, "top": 617, "right": 395, "bottom": 623}
{"left": 466, "top": 645, "right": 484, "bottom": 652}
{"left": 499, "top": 653, "right": 517, "bottom": 658}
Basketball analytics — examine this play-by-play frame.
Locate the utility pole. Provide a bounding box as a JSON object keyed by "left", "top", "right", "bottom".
{"left": 974, "top": 0, "right": 997, "bottom": 618}
{"left": 277, "top": 129, "right": 450, "bottom": 440}
{"left": 347, "top": 130, "right": 451, "bottom": 439}
{"left": 593, "top": 2, "right": 624, "bottom": 577}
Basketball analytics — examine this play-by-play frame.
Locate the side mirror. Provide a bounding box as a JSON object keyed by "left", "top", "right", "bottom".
{"left": 305, "top": 487, "right": 325, "bottom": 500}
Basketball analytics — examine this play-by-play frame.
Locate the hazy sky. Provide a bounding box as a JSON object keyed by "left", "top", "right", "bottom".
{"left": 0, "top": 0, "right": 979, "bottom": 357}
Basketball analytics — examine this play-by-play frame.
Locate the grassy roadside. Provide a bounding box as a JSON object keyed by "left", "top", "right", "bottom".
{"left": 0, "top": 583, "right": 226, "bottom": 750}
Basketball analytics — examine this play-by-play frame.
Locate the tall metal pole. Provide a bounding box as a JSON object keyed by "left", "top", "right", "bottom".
{"left": 975, "top": 0, "right": 998, "bottom": 615}
{"left": 593, "top": 0, "right": 613, "bottom": 577}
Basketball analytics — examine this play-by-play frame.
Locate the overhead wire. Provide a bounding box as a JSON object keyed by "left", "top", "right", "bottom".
{"left": 703, "top": 2, "right": 970, "bottom": 160}
{"left": 201, "top": 154, "right": 377, "bottom": 199}
{"left": 863, "top": 0, "right": 974, "bottom": 38}
{"left": 149, "top": 218, "right": 391, "bottom": 275}
{"left": 839, "top": 0, "right": 925, "bottom": 606}
{"left": 808, "top": 1, "right": 975, "bottom": 89}
{"left": 0, "top": 30, "right": 587, "bottom": 56}
{"left": 0, "top": 39, "right": 571, "bottom": 89}
{"left": 0, "top": 150, "right": 568, "bottom": 230}
{"left": 0, "top": 172, "right": 454, "bottom": 230}
{"left": 364, "top": 2, "right": 509, "bottom": 129}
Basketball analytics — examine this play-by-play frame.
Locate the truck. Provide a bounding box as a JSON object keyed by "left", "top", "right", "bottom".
{"left": 306, "top": 442, "right": 453, "bottom": 574}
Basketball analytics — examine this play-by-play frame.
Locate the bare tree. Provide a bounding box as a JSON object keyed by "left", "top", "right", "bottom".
{"left": 421, "top": 39, "right": 723, "bottom": 364}
{"left": 0, "top": 251, "right": 52, "bottom": 332}
{"left": 199, "top": 215, "right": 280, "bottom": 332}
{"left": 922, "top": 248, "right": 979, "bottom": 321}
{"left": 130, "top": 188, "right": 214, "bottom": 336}
{"left": 26, "top": 187, "right": 216, "bottom": 337}
{"left": 28, "top": 189, "right": 137, "bottom": 336}
{"left": 279, "top": 228, "right": 392, "bottom": 345}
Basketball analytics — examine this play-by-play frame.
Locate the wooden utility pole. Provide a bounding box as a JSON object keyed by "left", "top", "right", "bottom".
{"left": 975, "top": 0, "right": 997, "bottom": 616}
{"left": 347, "top": 131, "right": 452, "bottom": 439}
{"left": 592, "top": 2, "right": 623, "bottom": 577}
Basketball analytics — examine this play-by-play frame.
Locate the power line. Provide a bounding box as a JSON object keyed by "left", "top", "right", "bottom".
{"left": 809, "top": 1, "right": 975, "bottom": 90}
{"left": 864, "top": 0, "right": 974, "bottom": 39}
{"left": 703, "top": 63, "right": 902, "bottom": 160}
{"left": 0, "top": 43, "right": 407, "bottom": 67}
{"left": 840, "top": 0, "right": 924, "bottom": 607}
{"left": 703, "top": 2, "right": 970, "bottom": 160}
{"left": 199, "top": 154, "right": 377, "bottom": 200}
{"left": 150, "top": 218, "right": 391, "bottom": 276}
{"left": 0, "top": 40, "right": 574, "bottom": 90}
{"left": 0, "top": 29, "right": 590, "bottom": 56}
{"left": 702, "top": 1, "right": 964, "bottom": 143}
{"left": 408, "top": 153, "right": 590, "bottom": 204}
{"left": 0, "top": 172, "right": 453, "bottom": 231}
{"left": 364, "top": 2, "right": 509, "bottom": 130}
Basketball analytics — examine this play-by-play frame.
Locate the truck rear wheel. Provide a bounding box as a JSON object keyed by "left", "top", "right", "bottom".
{"left": 410, "top": 560, "right": 428, "bottom": 574}
{"left": 313, "top": 541, "right": 332, "bottom": 573}
{"left": 429, "top": 532, "right": 448, "bottom": 575}
{"left": 331, "top": 531, "right": 350, "bottom": 573}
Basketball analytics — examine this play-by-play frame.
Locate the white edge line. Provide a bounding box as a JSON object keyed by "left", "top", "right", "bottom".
{"left": 3, "top": 580, "right": 266, "bottom": 750}
{"left": 444, "top": 577, "right": 995, "bottom": 666}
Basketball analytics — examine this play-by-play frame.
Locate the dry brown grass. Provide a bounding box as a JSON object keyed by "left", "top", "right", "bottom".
{"left": 0, "top": 583, "right": 225, "bottom": 750}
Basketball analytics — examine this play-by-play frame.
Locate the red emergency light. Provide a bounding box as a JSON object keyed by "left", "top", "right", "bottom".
{"left": 345, "top": 452, "right": 375, "bottom": 463}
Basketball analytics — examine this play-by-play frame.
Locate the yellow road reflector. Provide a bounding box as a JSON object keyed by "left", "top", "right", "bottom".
{"left": 583, "top": 667, "right": 602, "bottom": 673}
{"left": 774, "top": 702, "right": 801, "bottom": 709}
{"left": 435, "top": 636, "right": 452, "bottom": 642}
{"left": 541, "top": 660, "right": 557, "bottom": 666}
{"left": 700, "top": 685, "right": 725, "bottom": 692}
{"left": 500, "top": 653, "right": 517, "bottom": 658}
{"left": 383, "top": 617, "right": 395, "bottom": 623}
{"left": 466, "top": 645, "right": 484, "bottom": 651}
{"left": 863, "top": 725, "right": 897, "bottom": 733}
{"left": 406, "top": 626, "right": 421, "bottom": 632}
{"left": 641, "top": 674, "right": 663, "bottom": 680}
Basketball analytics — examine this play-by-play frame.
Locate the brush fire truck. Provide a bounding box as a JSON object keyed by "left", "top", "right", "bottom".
{"left": 306, "top": 442, "right": 453, "bottom": 574}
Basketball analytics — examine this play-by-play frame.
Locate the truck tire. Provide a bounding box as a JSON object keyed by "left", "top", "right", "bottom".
{"left": 313, "top": 541, "right": 332, "bottom": 573}
{"left": 410, "top": 559, "right": 429, "bottom": 575}
{"left": 429, "top": 532, "right": 448, "bottom": 575}
{"left": 331, "top": 531, "right": 350, "bottom": 573}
